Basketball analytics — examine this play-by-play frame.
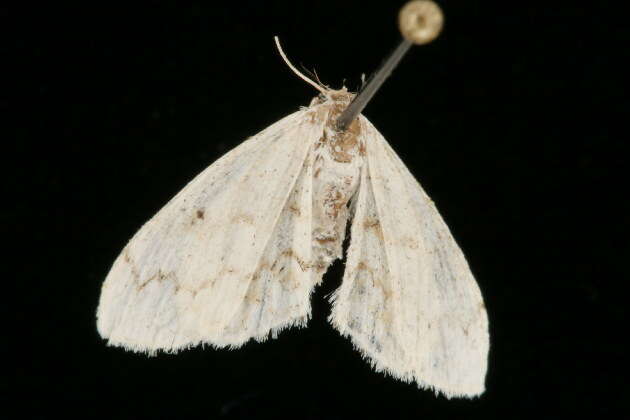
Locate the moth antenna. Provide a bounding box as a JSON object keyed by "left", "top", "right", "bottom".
{"left": 312, "top": 68, "right": 325, "bottom": 87}
{"left": 301, "top": 66, "right": 328, "bottom": 90}
{"left": 301, "top": 65, "right": 315, "bottom": 79}
{"left": 274, "top": 36, "right": 327, "bottom": 95}
{"left": 336, "top": 0, "right": 444, "bottom": 131}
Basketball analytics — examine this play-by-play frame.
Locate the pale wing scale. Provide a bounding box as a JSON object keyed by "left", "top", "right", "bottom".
{"left": 221, "top": 149, "right": 315, "bottom": 345}
{"left": 330, "top": 116, "right": 489, "bottom": 398}
{"left": 97, "top": 109, "right": 324, "bottom": 353}
{"left": 329, "top": 163, "right": 411, "bottom": 376}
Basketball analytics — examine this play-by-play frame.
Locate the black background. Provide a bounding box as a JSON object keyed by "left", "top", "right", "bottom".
{"left": 6, "top": 0, "right": 627, "bottom": 418}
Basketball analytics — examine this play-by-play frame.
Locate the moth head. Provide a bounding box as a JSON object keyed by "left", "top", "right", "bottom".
{"left": 310, "top": 87, "right": 355, "bottom": 107}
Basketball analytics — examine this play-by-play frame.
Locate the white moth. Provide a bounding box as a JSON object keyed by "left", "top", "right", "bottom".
{"left": 97, "top": 2, "right": 489, "bottom": 399}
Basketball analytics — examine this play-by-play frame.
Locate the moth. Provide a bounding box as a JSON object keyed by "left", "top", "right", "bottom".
{"left": 97, "top": 1, "right": 489, "bottom": 399}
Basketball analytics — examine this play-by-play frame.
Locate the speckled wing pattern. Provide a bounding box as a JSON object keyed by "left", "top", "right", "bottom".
{"left": 330, "top": 116, "right": 489, "bottom": 398}
{"left": 97, "top": 91, "right": 489, "bottom": 398}
{"left": 97, "top": 109, "right": 323, "bottom": 352}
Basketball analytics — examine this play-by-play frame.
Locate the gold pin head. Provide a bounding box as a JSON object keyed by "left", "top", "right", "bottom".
{"left": 398, "top": 1, "right": 444, "bottom": 45}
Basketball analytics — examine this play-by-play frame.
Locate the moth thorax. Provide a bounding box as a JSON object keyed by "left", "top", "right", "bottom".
{"left": 311, "top": 123, "right": 363, "bottom": 273}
